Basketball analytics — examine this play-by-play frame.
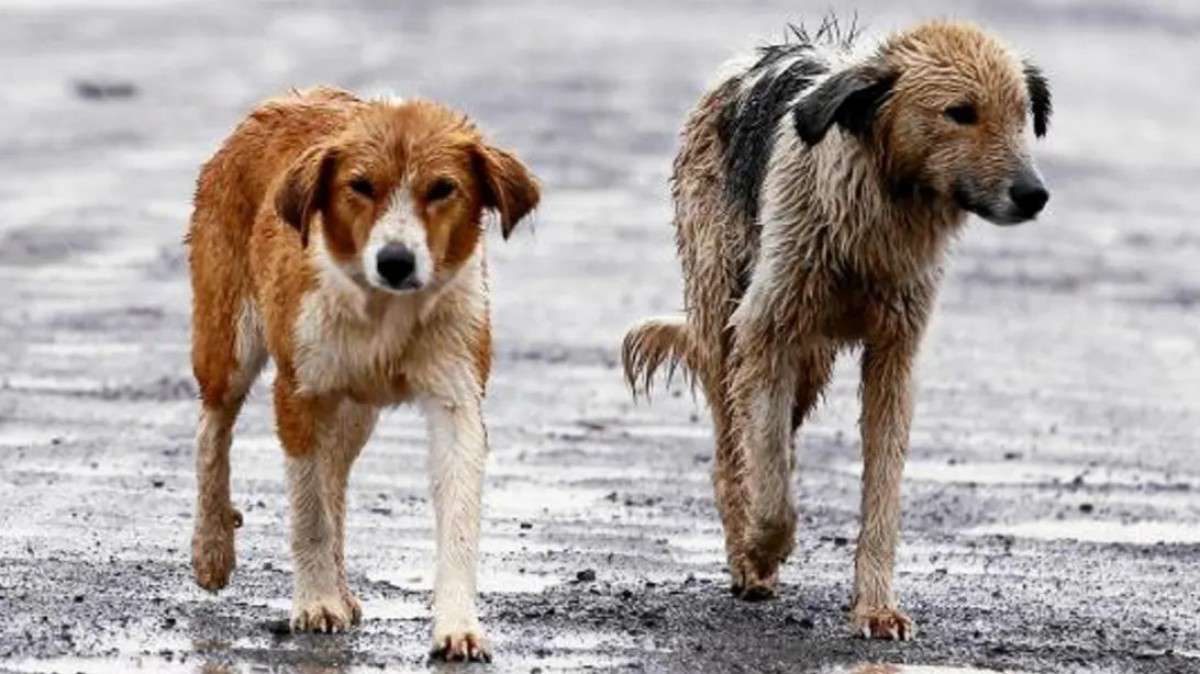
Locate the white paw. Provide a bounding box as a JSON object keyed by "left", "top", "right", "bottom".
{"left": 431, "top": 613, "right": 491, "bottom": 662}
{"left": 340, "top": 588, "right": 363, "bottom": 626}
{"left": 291, "top": 595, "right": 354, "bottom": 633}
{"left": 851, "top": 605, "right": 916, "bottom": 641}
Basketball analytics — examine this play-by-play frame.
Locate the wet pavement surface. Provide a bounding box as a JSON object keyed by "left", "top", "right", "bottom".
{"left": 1, "top": 1, "right": 1198, "bottom": 673}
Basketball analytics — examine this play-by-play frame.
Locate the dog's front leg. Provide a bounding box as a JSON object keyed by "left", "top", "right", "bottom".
{"left": 420, "top": 393, "right": 490, "bottom": 662}
{"left": 285, "top": 449, "right": 352, "bottom": 633}
{"left": 852, "top": 336, "right": 918, "bottom": 640}
{"left": 276, "top": 380, "right": 367, "bottom": 633}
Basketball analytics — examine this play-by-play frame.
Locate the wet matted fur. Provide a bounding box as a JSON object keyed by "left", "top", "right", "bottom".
{"left": 187, "top": 86, "right": 539, "bottom": 661}
{"left": 624, "top": 19, "right": 1051, "bottom": 639}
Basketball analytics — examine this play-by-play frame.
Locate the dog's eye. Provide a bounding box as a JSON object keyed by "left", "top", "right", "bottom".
{"left": 944, "top": 104, "right": 978, "bottom": 125}
{"left": 426, "top": 178, "right": 456, "bottom": 202}
{"left": 349, "top": 177, "right": 375, "bottom": 199}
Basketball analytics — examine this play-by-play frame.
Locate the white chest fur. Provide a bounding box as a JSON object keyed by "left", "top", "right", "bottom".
{"left": 290, "top": 240, "right": 483, "bottom": 399}
{"left": 291, "top": 285, "right": 420, "bottom": 397}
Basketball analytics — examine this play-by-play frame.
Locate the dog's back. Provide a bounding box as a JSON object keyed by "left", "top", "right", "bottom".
{"left": 625, "top": 28, "right": 849, "bottom": 398}
{"left": 190, "top": 87, "right": 362, "bottom": 264}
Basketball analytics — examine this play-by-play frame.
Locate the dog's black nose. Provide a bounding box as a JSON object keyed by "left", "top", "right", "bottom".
{"left": 1010, "top": 180, "right": 1049, "bottom": 218}
{"left": 376, "top": 244, "right": 416, "bottom": 288}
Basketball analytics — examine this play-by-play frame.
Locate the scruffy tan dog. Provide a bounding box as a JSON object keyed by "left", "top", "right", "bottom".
{"left": 187, "top": 87, "right": 538, "bottom": 661}
{"left": 624, "top": 20, "right": 1050, "bottom": 639}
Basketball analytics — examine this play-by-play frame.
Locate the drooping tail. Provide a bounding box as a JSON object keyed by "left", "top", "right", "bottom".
{"left": 621, "top": 315, "right": 694, "bottom": 397}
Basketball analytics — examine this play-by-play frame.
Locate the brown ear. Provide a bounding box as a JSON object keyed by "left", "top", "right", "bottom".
{"left": 275, "top": 145, "right": 338, "bottom": 246}
{"left": 472, "top": 143, "right": 540, "bottom": 239}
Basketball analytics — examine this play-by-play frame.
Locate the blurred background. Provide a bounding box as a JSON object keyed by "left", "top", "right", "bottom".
{"left": 0, "top": 1, "right": 1197, "bottom": 672}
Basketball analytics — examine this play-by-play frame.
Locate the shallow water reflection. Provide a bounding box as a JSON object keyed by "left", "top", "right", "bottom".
{"left": 969, "top": 519, "right": 1200, "bottom": 544}
{"left": 835, "top": 665, "right": 1027, "bottom": 674}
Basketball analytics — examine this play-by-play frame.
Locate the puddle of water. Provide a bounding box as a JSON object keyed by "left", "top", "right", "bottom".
{"left": 481, "top": 568, "right": 563, "bottom": 594}
{"left": 365, "top": 567, "right": 561, "bottom": 596}
{"left": 9, "top": 655, "right": 196, "bottom": 674}
{"left": 902, "top": 460, "right": 1086, "bottom": 485}
{"left": 10, "top": 631, "right": 204, "bottom": 674}
{"left": 663, "top": 530, "right": 726, "bottom": 564}
{"left": 261, "top": 596, "right": 427, "bottom": 621}
{"left": 491, "top": 462, "right": 693, "bottom": 483}
{"left": 11, "top": 654, "right": 385, "bottom": 674}
{"left": 968, "top": 519, "right": 1200, "bottom": 544}
{"left": 830, "top": 662, "right": 1027, "bottom": 666}
{"left": 3, "top": 374, "right": 107, "bottom": 395}
{"left": 364, "top": 597, "right": 427, "bottom": 620}
{"left": 488, "top": 482, "right": 611, "bottom": 517}
{"left": 26, "top": 341, "right": 146, "bottom": 357}
{"left": 500, "top": 629, "right": 642, "bottom": 672}
{"left": 620, "top": 424, "right": 712, "bottom": 440}
{"left": 10, "top": 626, "right": 648, "bottom": 674}
{"left": 834, "top": 459, "right": 1185, "bottom": 488}
{"left": 0, "top": 424, "right": 67, "bottom": 447}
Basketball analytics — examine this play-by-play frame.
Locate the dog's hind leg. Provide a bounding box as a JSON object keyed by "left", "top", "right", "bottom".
{"left": 191, "top": 296, "right": 265, "bottom": 592}
{"left": 726, "top": 326, "right": 800, "bottom": 597}
{"left": 700, "top": 368, "right": 754, "bottom": 596}
{"left": 851, "top": 334, "right": 918, "bottom": 640}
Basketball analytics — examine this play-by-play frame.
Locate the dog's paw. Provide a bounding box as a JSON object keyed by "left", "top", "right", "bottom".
{"left": 291, "top": 596, "right": 354, "bottom": 634}
{"left": 728, "top": 554, "right": 778, "bottom": 602}
{"left": 430, "top": 616, "right": 491, "bottom": 662}
{"left": 745, "top": 517, "right": 796, "bottom": 567}
{"left": 851, "top": 605, "right": 915, "bottom": 641}
{"left": 191, "top": 509, "right": 241, "bottom": 592}
{"left": 340, "top": 587, "right": 363, "bottom": 626}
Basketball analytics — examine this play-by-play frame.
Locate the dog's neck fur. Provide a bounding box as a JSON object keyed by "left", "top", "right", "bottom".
{"left": 759, "top": 122, "right": 965, "bottom": 286}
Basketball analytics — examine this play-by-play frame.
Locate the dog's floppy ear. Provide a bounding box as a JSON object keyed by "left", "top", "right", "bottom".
{"left": 793, "top": 65, "right": 898, "bottom": 146}
{"left": 472, "top": 143, "right": 540, "bottom": 239}
{"left": 1023, "top": 61, "right": 1052, "bottom": 138}
{"left": 275, "top": 145, "right": 338, "bottom": 247}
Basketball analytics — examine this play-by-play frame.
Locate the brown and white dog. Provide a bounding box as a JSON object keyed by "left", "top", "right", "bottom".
{"left": 623, "top": 20, "right": 1050, "bottom": 639}
{"left": 187, "top": 86, "right": 538, "bottom": 661}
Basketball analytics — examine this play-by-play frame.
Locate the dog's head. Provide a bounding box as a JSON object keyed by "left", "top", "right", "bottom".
{"left": 276, "top": 99, "right": 539, "bottom": 293}
{"left": 794, "top": 21, "right": 1052, "bottom": 225}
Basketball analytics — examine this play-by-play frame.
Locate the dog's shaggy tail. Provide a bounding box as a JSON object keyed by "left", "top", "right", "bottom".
{"left": 622, "top": 315, "right": 694, "bottom": 398}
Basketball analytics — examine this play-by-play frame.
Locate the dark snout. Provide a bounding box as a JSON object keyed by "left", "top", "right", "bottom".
{"left": 1009, "top": 175, "right": 1050, "bottom": 220}
{"left": 376, "top": 243, "right": 417, "bottom": 290}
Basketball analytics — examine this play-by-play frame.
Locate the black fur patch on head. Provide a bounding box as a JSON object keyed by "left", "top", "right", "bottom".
{"left": 718, "top": 48, "right": 827, "bottom": 221}
{"left": 1023, "top": 61, "right": 1052, "bottom": 137}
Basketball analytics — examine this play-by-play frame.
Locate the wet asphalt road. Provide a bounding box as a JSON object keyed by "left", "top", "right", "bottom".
{"left": 1, "top": 1, "right": 1199, "bottom": 673}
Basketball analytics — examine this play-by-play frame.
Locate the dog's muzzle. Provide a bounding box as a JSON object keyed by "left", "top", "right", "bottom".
{"left": 376, "top": 243, "right": 419, "bottom": 290}
{"left": 1009, "top": 176, "right": 1049, "bottom": 220}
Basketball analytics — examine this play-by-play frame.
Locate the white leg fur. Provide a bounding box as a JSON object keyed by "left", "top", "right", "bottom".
{"left": 192, "top": 405, "right": 243, "bottom": 591}
{"left": 736, "top": 350, "right": 798, "bottom": 562}
{"left": 287, "top": 451, "right": 345, "bottom": 632}
{"left": 287, "top": 401, "right": 377, "bottom": 633}
{"left": 420, "top": 393, "right": 490, "bottom": 661}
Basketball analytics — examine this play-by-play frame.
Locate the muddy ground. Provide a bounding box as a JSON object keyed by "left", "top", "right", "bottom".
{"left": 1, "top": 1, "right": 1198, "bottom": 673}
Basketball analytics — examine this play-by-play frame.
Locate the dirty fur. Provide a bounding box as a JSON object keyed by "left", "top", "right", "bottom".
{"left": 624, "top": 19, "right": 1051, "bottom": 640}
